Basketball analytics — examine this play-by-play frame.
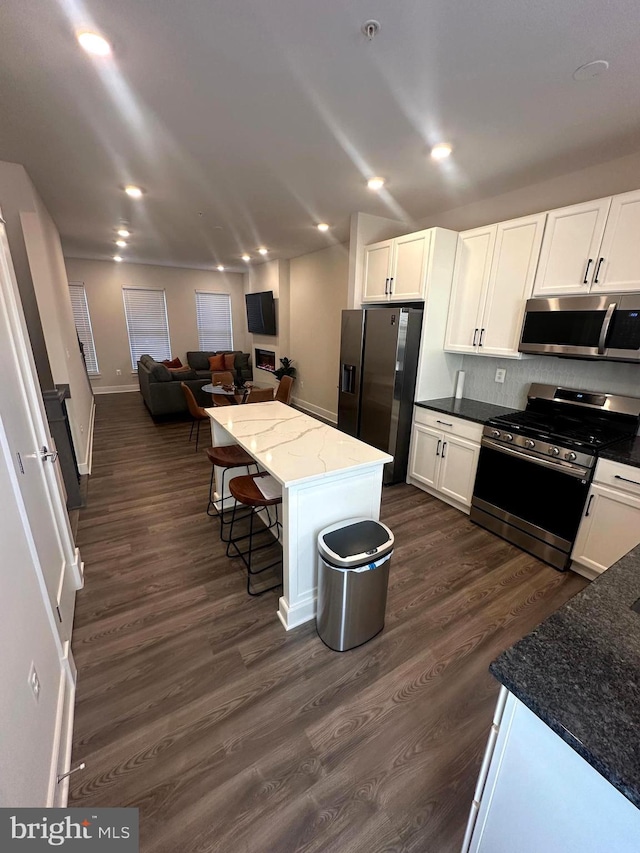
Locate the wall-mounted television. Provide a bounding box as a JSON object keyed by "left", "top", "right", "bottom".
{"left": 245, "top": 291, "right": 277, "bottom": 336}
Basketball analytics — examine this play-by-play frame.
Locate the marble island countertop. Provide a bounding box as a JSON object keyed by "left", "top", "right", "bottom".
{"left": 415, "top": 396, "right": 519, "bottom": 425}
{"left": 490, "top": 544, "right": 640, "bottom": 809}
{"left": 207, "top": 401, "right": 392, "bottom": 487}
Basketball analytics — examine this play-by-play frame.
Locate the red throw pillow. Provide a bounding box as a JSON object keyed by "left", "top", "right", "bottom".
{"left": 223, "top": 353, "right": 236, "bottom": 370}
{"left": 162, "top": 357, "right": 183, "bottom": 368}
{"left": 208, "top": 354, "right": 226, "bottom": 371}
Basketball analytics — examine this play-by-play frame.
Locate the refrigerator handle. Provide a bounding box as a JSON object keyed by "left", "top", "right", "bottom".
{"left": 341, "top": 364, "right": 357, "bottom": 394}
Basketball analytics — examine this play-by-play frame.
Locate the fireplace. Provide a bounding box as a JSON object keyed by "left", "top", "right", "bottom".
{"left": 255, "top": 348, "right": 276, "bottom": 373}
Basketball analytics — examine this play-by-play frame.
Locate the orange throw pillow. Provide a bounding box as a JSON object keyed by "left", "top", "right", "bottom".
{"left": 208, "top": 354, "right": 225, "bottom": 371}
{"left": 223, "top": 353, "right": 236, "bottom": 370}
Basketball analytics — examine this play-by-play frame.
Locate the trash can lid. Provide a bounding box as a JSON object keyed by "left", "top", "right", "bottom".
{"left": 318, "top": 517, "right": 394, "bottom": 569}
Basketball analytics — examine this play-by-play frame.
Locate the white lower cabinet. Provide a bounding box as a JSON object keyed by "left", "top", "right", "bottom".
{"left": 571, "top": 459, "right": 640, "bottom": 577}
{"left": 408, "top": 410, "right": 481, "bottom": 511}
{"left": 463, "top": 690, "right": 640, "bottom": 853}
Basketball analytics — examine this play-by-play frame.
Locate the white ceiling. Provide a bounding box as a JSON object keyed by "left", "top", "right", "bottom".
{"left": 1, "top": 0, "right": 640, "bottom": 271}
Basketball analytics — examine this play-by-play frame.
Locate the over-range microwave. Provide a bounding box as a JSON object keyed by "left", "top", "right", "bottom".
{"left": 519, "top": 294, "right": 640, "bottom": 362}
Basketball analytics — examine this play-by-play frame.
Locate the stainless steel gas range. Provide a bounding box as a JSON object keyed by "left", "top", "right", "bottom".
{"left": 471, "top": 383, "right": 640, "bottom": 570}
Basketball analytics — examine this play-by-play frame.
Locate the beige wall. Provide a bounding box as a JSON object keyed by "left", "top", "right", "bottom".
{"left": 417, "top": 148, "right": 640, "bottom": 233}
{"left": 289, "top": 243, "right": 349, "bottom": 421}
{"left": 64, "top": 258, "right": 247, "bottom": 392}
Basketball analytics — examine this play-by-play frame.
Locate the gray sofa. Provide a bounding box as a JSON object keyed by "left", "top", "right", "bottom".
{"left": 137, "top": 351, "right": 253, "bottom": 418}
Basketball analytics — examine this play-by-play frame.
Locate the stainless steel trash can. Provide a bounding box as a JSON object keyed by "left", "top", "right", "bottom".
{"left": 316, "top": 517, "right": 394, "bottom": 652}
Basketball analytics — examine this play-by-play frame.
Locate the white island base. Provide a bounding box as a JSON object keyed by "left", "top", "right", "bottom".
{"left": 207, "top": 401, "right": 392, "bottom": 630}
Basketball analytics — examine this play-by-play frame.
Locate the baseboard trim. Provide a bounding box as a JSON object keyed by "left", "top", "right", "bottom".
{"left": 277, "top": 593, "right": 316, "bottom": 631}
{"left": 77, "top": 398, "right": 95, "bottom": 475}
{"left": 92, "top": 384, "right": 139, "bottom": 395}
{"left": 570, "top": 561, "right": 599, "bottom": 581}
{"left": 292, "top": 397, "right": 337, "bottom": 424}
{"left": 406, "top": 477, "right": 471, "bottom": 515}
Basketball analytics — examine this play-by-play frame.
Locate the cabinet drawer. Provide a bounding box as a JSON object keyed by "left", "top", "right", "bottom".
{"left": 594, "top": 458, "right": 640, "bottom": 496}
{"left": 414, "top": 408, "right": 483, "bottom": 442}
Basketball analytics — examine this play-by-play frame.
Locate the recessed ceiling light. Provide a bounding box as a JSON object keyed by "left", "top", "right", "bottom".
{"left": 77, "top": 31, "right": 112, "bottom": 57}
{"left": 217, "top": 265, "right": 225, "bottom": 272}
{"left": 258, "top": 247, "right": 268, "bottom": 255}
{"left": 431, "top": 142, "right": 453, "bottom": 160}
{"left": 317, "top": 223, "right": 330, "bottom": 232}
{"left": 113, "top": 255, "right": 123, "bottom": 262}
{"left": 117, "top": 228, "right": 130, "bottom": 238}
{"left": 124, "top": 185, "right": 143, "bottom": 199}
{"left": 116, "top": 239, "right": 127, "bottom": 248}
{"left": 367, "top": 177, "right": 385, "bottom": 191}
{"left": 573, "top": 60, "right": 609, "bottom": 81}
{"left": 242, "top": 254, "right": 251, "bottom": 262}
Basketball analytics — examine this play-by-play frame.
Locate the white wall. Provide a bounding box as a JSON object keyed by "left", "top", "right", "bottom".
{"left": 289, "top": 243, "right": 349, "bottom": 421}
{"left": 0, "top": 161, "right": 94, "bottom": 473}
{"left": 244, "top": 259, "right": 290, "bottom": 392}
{"left": 64, "top": 258, "right": 247, "bottom": 392}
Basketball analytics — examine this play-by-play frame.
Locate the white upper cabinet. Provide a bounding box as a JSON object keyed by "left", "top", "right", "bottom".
{"left": 362, "top": 240, "right": 393, "bottom": 302}
{"left": 445, "top": 213, "right": 546, "bottom": 358}
{"left": 362, "top": 228, "right": 455, "bottom": 303}
{"left": 592, "top": 189, "right": 640, "bottom": 293}
{"left": 533, "top": 189, "right": 640, "bottom": 296}
{"left": 444, "top": 225, "right": 496, "bottom": 354}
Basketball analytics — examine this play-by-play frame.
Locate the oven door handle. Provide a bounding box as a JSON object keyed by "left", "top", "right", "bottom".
{"left": 481, "top": 438, "right": 590, "bottom": 480}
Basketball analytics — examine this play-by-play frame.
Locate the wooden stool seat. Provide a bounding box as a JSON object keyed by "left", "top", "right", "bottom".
{"left": 207, "top": 444, "right": 254, "bottom": 469}
{"left": 229, "top": 472, "right": 282, "bottom": 507}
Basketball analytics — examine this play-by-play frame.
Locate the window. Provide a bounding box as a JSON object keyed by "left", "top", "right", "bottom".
{"left": 122, "top": 287, "right": 171, "bottom": 370}
{"left": 195, "top": 291, "right": 233, "bottom": 351}
{"left": 68, "top": 282, "right": 99, "bottom": 375}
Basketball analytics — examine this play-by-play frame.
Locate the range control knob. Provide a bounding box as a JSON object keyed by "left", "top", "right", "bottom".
{"left": 548, "top": 446, "right": 560, "bottom": 456}
{"left": 565, "top": 451, "right": 577, "bottom": 461}
{"left": 490, "top": 429, "right": 501, "bottom": 438}
{"left": 524, "top": 439, "right": 535, "bottom": 449}
{"left": 503, "top": 433, "right": 514, "bottom": 442}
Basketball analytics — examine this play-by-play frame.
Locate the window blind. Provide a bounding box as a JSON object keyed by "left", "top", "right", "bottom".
{"left": 195, "top": 291, "right": 233, "bottom": 351}
{"left": 122, "top": 287, "right": 171, "bottom": 370}
{"left": 68, "top": 282, "right": 99, "bottom": 375}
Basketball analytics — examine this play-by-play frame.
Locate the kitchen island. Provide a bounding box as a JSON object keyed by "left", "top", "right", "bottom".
{"left": 207, "top": 401, "right": 392, "bottom": 630}
{"left": 463, "top": 543, "right": 640, "bottom": 852}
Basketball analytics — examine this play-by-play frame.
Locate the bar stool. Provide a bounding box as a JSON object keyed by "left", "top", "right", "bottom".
{"left": 205, "top": 444, "right": 257, "bottom": 541}
{"left": 226, "top": 472, "right": 282, "bottom": 596}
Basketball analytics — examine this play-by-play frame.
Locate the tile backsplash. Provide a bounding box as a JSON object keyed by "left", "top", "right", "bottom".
{"left": 461, "top": 354, "right": 640, "bottom": 410}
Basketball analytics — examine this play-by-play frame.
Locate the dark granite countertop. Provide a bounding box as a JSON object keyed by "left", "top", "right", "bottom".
{"left": 600, "top": 436, "right": 640, "bottom": 470}
{"left": 415, "top": 396, "right": 518, "bottom": 425}
{"left": 491, "top": 545, "right": 640, "bottom": 808}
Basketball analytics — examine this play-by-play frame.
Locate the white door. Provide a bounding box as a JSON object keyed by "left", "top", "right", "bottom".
{"left": 571, "top": 484, "right": 640, "bottom": 575}
{"left": 408, "top": 424, "right": 441, "bottom": 488}
{"left": 444, "top": 226, "right": 496, "bottom": 353}
{"left": 390, "top": 230, "right": 431, "bottom": 301}
{"left": 480, "top": 214, "right": 546, "bottom": 357}
{"left": 0, "top": 218, "right": 79, "bottom": 644}
{"left": 532, "top": 197, "right": 611, "bottom": 295}
{"left": 592, "top": 189, "right": 640, "bottom": 293}
{"left": 437, "top": 434, "right": 480, "bottom": 507}
{"left": 362, "top": 240, "right": 393, "bottom": 302}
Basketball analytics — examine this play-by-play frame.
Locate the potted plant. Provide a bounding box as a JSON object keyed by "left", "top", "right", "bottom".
{"left": 274, "top": 357, "right": 296, "bottom": 380}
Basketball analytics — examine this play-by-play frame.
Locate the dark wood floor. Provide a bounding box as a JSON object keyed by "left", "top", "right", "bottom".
{"left": 69, "top": 393, "right": 587, "bottom": 852}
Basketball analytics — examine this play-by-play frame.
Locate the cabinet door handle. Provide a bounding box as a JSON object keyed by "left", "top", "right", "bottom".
{"left": 389, "top": 276, "right": 394, "bottom": 294}
{"left": 441, "top": 441, "right": 447, "bottom": 459}
{"left": 384, "top": 278, "right": 389, "bottom": 295}
{"left": 472, "top": 328, "right": 478, "bottom": 347}
{"left": 436, "top": 419, "right": 453, "bottom": 427}
{"left": 436, "top": 439, "right": 441, "bottom": 457}
{"left": 585, "top": 494, "right": 594, "bottom": 517}
{"left": 583, "top": 258, "right": 593, "bottom": 285}
{"left": 479, "top": 328, "right": 485, "bottom": 347}
{"left": 614, "top": 474, "right": 640, "bottom": 487}
{"left": 593, "top": 257, "right": 605, "bottom": 284}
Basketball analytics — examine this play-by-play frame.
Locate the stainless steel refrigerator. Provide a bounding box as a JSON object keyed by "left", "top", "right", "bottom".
{"left": 338, "top": 306, "right": 423, "bottom": 484}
